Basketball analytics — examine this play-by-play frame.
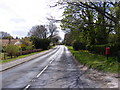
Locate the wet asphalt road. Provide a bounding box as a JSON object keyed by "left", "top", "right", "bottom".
{"left": 2, "top": 45, "right": 117, "bottom": 89}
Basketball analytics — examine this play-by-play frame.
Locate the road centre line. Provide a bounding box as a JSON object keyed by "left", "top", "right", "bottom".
{"left": 36, "top": 49, "right": 60, "bottom": 78}
{"left": 23, "top": 47, "right": 61, "bottom": 90}
{"left": 23, "top": 58, "right": 56, "bottom": 90}
{"left": 23, "top": 84, "right": 30, "bottom": 90}
{"left": 36, "top": 58, "right": 55, "bottom": 78}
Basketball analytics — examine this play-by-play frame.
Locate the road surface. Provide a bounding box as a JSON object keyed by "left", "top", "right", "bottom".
{"left": 2, "top": 45, "right": 118, "bottom": 89}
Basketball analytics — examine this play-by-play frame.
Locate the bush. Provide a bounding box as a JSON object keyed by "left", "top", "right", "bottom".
{"left": 20, "top": 37, "right": 34, "bottom": 51}
{"left": 72, "top": 40, "right": 86, "bottom": 51}
{"left": 4, "top": 44, "right": 20, "bottom": 58}
{"left": 20, "top": 49, "right": 42, "bottom": 55}
{"left": 31, "top": 37, "right": 51, "bottom": 50}
{"left": 2, "top": 46, "right": 5, "bottom": 52}
{"left": 87, "top": 42, "right": 120, "bottom": 56}
{"left": 21, "top": 45, "right": 34, "bottom": 51}
{"left": 87, "top": 45, "right": 105, "bottom": 55}
{"left": 25, "top": 45, "right": 34, "bottom": 50}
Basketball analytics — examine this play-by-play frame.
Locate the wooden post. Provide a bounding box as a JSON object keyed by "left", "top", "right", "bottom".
{"left": 4, "top": 53, "right": 6, "bottom": 60}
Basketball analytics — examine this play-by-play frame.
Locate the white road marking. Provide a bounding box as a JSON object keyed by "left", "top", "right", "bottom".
{"left": 36, "top": 65, "right": 49, "bottom": 78}
{"left": 36, "top": 58, "right": 55, "bottom": 78}
{"left": 22, "top": 47, "right": 61, "bottom": 90}
{"left": 23, "top": 84, "right": 30, "bottom": 90}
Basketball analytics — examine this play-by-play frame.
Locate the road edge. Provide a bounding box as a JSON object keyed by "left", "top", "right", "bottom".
{"left": 0, "top": 46, "right": 59, "bottom": 72}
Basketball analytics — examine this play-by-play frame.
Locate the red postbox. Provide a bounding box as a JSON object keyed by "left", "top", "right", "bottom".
{"left": 106, "top": 47, "right": 110, "bottom": 55}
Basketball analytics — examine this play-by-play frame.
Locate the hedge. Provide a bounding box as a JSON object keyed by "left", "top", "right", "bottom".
{"left": 87, "top": 43, "right": 120, "bottom": 56}
{"left": 31, "top": 37, "right": 51, "bottom": 50}
{"left": 72, "top": 40, "right": 86, "bottom": 51}
{"left": 16, "top": 49, "right": 42, "bottom": 56}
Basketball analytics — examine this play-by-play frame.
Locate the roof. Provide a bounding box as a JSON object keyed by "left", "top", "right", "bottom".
{"left": 0, "top": 39, "right": 20, "bottom": 46}
{"left": 14, "top": 41, "right": 22, "bottom": 45}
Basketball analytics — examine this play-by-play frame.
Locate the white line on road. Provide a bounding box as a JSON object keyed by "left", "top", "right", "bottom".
{"left": 36, "top": 65, "right": 49, "bottom": 78}
{"left": 36, "top": 58, "right": 55, "bottom": 78}
{"left": 22, "top": 46, "right": 60, "bottom": 90}
{"left": 23, "top": 84, "right": 30, "bottom": 90}
{"left": 23, "top": 58, "right": 56, "bottom": 90}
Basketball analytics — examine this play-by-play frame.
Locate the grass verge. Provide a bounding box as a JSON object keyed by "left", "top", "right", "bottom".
{"left": 0, "top": 50, "right": 47, "bottom": 64}
{"left": 68, "top": 46, "right": 119, "bottom": 73}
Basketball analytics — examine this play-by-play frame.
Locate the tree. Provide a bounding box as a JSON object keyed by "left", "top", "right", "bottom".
{"left": 59, "top": 1, "right": 120, "bottom": 46}
{"left": 28, "top": 25, "right": 48, "bottom": 39}
{"left": 15, "top": 37, "right": 19, "bottom": 39}
{"left": 51, "top": 35, "right": 61, "bottom": 44}
{"left": 2, "top": 36, "right": 14, "bottom": 39}
{"left": 0, "top": 31, "right": 13, "bottom": 39}
{"left": 48, "top": 21, "right": 58, "bottom": 39}
{"left": 30, "top": 36, "right": 51, "bottom": 50}
{"left": 47, "top": 16, "right": 59, "bottom": 39}
{"left": 5, "top": 44, "right": 20, "bottom": 58}
{"left": 20, "top": 37, "right": 34, "bottom": 51}
{"left": 64, "top": 33, "right": 74, "bottom": 46}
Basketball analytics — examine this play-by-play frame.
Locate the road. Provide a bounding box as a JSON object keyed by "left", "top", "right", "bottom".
{"left": 2, "top": 45, "right": 118, "bottom": 89}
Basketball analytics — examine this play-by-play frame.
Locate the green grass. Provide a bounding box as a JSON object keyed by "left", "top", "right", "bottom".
{"left": 0, "top": 50, "right": 47, "bottom": 64}
{"left": 68, "top": 46, "right": 119, "bottom": 73}
{"left": 0, "top": 45, "right": 57, "bottom": 64}
{"left": 0, "top": 45, "right": 56, "bottom": 64}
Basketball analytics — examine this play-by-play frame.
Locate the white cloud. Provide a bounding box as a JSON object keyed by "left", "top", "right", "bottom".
{"left": 0, "top": 0, "right": 64, "bottom": 38}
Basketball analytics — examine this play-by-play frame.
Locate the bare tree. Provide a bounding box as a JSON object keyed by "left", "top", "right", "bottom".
{"left": 47, "top": 16, "right": 59, "bottom": 39}
{"left": 0, "top": 31, "right": 13, "bottom": 39}
{"left": 48, "top": 21, "right": 58, "bottom": 38}
{"left": 28, "top": 25, "right": 48, "bottom": 39}
{"left": 51, "top": 35, "right": 61, "bottom": 44}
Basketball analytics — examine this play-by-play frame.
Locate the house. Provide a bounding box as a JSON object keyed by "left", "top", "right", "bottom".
{"left": 0, "top": 39, "right": 20, "bottom": 46}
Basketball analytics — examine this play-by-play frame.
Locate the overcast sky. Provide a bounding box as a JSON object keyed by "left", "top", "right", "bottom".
{"left": 0, "top": 0, "right": 65, "bottom": 39}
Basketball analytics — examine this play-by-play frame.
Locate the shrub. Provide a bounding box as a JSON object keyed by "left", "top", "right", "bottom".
{"left": 4, "top": 44, "right": 20, "bottom": 58}
{"left": 31, "top": 37, "right": 51, "bottom": 50}
{"left": 87, "top": 42, "right": 120, "bottom": 56}
{"left": 25, "top": 45, "right": 34, "bottom": 50}
{"left": 87, "top": 45, "right": 105, "bottom": 55}
{"left": 20, "top": 37, "right": 34, "bottom": 51}
{"left": 2, "top": 46, "right": 6, "bottom": 52}
{"left": 72, "top": 40, "right": 86, "bottom": 51}
{"left": 20, "top": 49, "right": 42, "bottom": 55}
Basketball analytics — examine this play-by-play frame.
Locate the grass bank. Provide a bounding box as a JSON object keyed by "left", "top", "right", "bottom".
{"left": 68, "top": 46, "right": 119, "bottom": 73}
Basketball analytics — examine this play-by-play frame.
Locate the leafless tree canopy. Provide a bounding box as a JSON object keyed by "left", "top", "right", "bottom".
{"left": 28, "top": 25, "right": 47, "bottom": 39}
{"left": 48, "top": 21, "right": 58, "bottom": 38}
{"left": 0, "top": 31, "right": 11, "bottom": 38}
